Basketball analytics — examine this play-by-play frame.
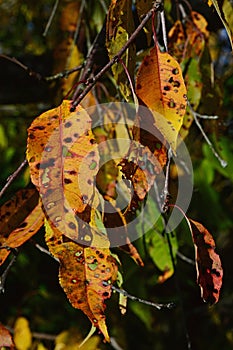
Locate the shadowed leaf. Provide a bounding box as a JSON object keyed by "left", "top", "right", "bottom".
{"left": 189, "top": 219, "right": 223, "bottom": 304}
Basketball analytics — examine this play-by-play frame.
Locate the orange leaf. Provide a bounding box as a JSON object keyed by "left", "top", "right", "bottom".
{"left": 27, "top": 100, "right": 100, "bottom": 245}
{"left": 45, "top": 220, "right": 118, "bottom": 342}
{"left": 189, "top": 219, "right": 223, "bottom": 304}
{"left": 168, "top": 20, "right": 186, "bottom": 62}
{"left": 0, "top": 189, "right": 44, "bottom": 265}
{"left": 136, "top": 44, "right": 187, "bottom": 152}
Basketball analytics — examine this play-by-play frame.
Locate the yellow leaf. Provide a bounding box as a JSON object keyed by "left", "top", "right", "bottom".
{"left": 13, "top": 317, "right": 32, "bottom": 350}
{"left": 27, "top": 100, "right": 100, "bottom": 245}
{"left": 106, "top": 0, "right": 136, "bottom": 100}
{"left": 45, "top": 220, "right": 118, "bottom": 342}
{"left": 211, "top": 0, "right": 233, "bottom": 49}
{"left": 136, "top": 44, "right": 187, "bottom": 152}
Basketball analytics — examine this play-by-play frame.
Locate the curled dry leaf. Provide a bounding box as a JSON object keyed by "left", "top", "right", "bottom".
{"left": 136, "top": 43, "right": 187, "bottom": 153}
{"left": 189, "top": 219, "right": 223, "bottom": 304}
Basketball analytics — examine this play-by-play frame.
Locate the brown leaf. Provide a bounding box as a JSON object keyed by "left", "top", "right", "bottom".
{"left": 189, "top": 219, "right": 223, "bottom": 304}
{"left": 0, "top": 189, "right": 44, "bottom": 266}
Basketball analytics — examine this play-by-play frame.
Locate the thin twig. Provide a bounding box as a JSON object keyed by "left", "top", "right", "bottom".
{"left": 0, "top": 250, "right": 18, "bottom": 293}
{"left": 0, "top": 159, "right": 28, "bottom": 199}
{"left": 71, "top": 2, "right": 162, "bottom": 110}
{"left": 0, "top": 54, "right": 83, "bottom": 82}
{"left": 5, "top": 325, "right": 57, "bottom": 341}
{"left": 160, "top": 10, "right": 168, "bottom": 51}
{"left": 176, "top": 251, "right": 195, "bottom": 266}
{"left": 30, "top": 240, "right": 59, "bottom": 262}
{"left": 188, "top": 102, "right": 227, "bottom": 168}
{"left": 161, "top": 147, "right": 172, "bottom": 213}
{"left": 103, "top": 282, "right": 175, "bottom": 310}
{"left": 43, "top": 0, "right": 60, "bottom": 37}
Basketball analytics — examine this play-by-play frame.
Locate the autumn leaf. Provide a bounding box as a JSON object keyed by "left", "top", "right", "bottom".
{"left": 168, "top": 20, "right": 186, "bottom": 62}
{"left": 185, "top": 11, "right": 209, "bottom": 59}
{"left": 0, "top": 189, "right": 44, "bottom": 265}
{"left": 0, "top": 323, "right": 14, "bottom": 349}
{"left": 136, "top": 43, "right": 187, "bottom": 152}
{"left": 13, "top": 317, "right": 32, "bottom": 350}
{"left": 45, "top": 219, "right": 118, "bottom": 342}
{"left": 189, "top": 219, "right": 223, "bottom": 304}
{"left": 106, "top": 0, "right": 136, "bottom": 100}
{"left": 27, "top": 100, "right": 100, "bottom": 245}
{"left": 53, "top": 1, "right": 83, "bottom": 98}
{"left": 209, "top": 0, "right": 233, "bottom": 49}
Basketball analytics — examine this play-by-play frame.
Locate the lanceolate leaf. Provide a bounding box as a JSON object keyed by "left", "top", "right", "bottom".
{"left": 27, "top": 100, "right": 100, "bottom": 245}
{"left": 210, "top": 0, "right": 233, "bottom": 49}
{"left": 136, "top": 44, "right": 187, "bottom": 152}
{"left": 106, "top": 0, "right": 136, "bottom": 100}
{"left": 0, "top": 189, "right": 44, "bottom": 265}
{"left": 189, "top": 219, "right": 223, "bottom": 304}
{"left": 45, "top": 220, "right": 118, "bottom": 342}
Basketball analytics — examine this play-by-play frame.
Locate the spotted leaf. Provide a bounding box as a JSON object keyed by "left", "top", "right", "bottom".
{"left": 106, "top": 0, "right": 135, "bottom": 100}
{"left": 45, "top": 219, "right": 118, "bottom": 342}
{"left": 26, "top": 100, "right": 100, "bottom": 245}
{"left": 0, "top": 189, "right": 44, "bottom": 265}
{"left": 189, "top": 219, "right": 223, "bottom": 304}
{"left": 136, "top": 43, "right": 187, "bottom": 152}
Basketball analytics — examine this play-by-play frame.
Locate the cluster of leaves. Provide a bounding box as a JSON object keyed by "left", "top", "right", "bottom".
{"left": 0, "top": 0, "right": 233, "bottom": 349}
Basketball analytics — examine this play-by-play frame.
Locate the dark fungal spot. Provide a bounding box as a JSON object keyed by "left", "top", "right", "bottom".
{"left": 137, "top": 83, "right": 142, "bottom": 89}
{"left": 64, "top": 137, "right": 72, "bottom": 143}
{"left": 39, "top": 158, "right": 56, "bottom": 169}
{"left": 168, "top": 100, "right": 176, "bottom": 108}
{"left": 74, "top": 133, "right": 79, "bottom": 138}
{"left": 211, "top": 268, "right": 221, "bottom": 277}
{"left": 68, "top": 170, "right": 77, "bottom": 175}
{"left": 167, "top": 59, "right": 171, "bottom": 63}
{"left": 172, "top": 68, "right": 179, "bottom": 75}
{"left": 103, "top": 292, "right": 109, "bottom": 297}
{"left": 99, "top": 253, "right": 104, "bottom": 259}
{"left": 87, "top": 179, "right": 92, "bottom": 185}
{"left": 173, "top": 80, "right": 180, "bottom": 88}
{"left": 68, "top": 222, "right": 76, "bottom": 230}
{"left": 32, "top": 125, "right": 45, "bottom": 131}
{"left": 164, "top": 85, "right": 170, "bottom": 91}
{"left": 90, "top": 138, "right": 96, "bottom": 144}
{"left": 65, "top": 121, "right": 72, "bottom": 128}
{"left": 64, "top": 178, "right": 72, "bottom": 184}
{"left": 29, "top": 134, "right": 35, "bottom": 139}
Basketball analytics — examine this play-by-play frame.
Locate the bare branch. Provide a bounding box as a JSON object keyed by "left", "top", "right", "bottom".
{"left": 71, "top": 2, "right": 163, "bottom": 110}
{"left": 0, "top": 159, "right": 28, "bottom": 199}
